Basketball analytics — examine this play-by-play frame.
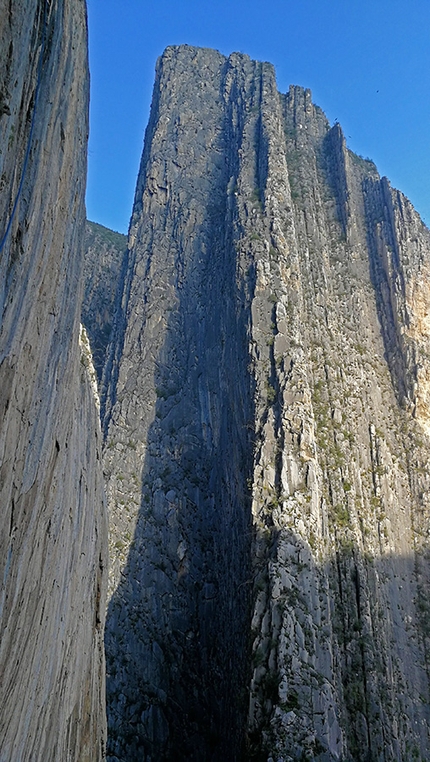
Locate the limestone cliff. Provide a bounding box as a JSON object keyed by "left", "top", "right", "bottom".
{"left": 102, "top": 46, "right": 430, "bottom": 761}
{"left": 83, "top": 221, "right": 126, "bottom": 383}
{"left": 0, "top": 2, "right": 107, "bottom": 760}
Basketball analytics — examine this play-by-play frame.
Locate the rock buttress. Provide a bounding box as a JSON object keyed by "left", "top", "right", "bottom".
{"left": 0, "top": 2, "right": 107, "bottom": 760}
{"left": 103, "top": 45, "right": 430, "bottom": 761}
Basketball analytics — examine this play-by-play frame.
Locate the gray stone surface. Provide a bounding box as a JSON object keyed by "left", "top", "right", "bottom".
{"left": 103, "top": 46, "right": 256, "bottom": 761}
{"left": 0, "top": 2, "right": 107, "bottom": 760}
{"left": 102, "top": 45, "right": 430, "bottom": 762}
{"left": 82, "top": 221, "right": 127, "bottom": 382}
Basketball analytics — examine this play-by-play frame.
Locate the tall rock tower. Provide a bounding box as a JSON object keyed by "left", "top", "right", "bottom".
{"left": 0, "top": 2, "right": 107, "bottom": 760}
{"left": 103, "top": 46, "right": 430, "bottom": 761}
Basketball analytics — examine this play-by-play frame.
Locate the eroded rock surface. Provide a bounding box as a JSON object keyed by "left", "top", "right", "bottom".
{"left": 0, "top": 2, "right": 107, "bottom": 760}
{"left": 102, "top": 46, "right": 430, "bottom": 761}
{"left": 83, "top": 221, "right": 126, "bottom": 382}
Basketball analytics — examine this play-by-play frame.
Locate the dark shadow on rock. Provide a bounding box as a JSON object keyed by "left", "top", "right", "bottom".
{"left": 105, "top": 282, "right": 256, "bottom": 760}
{"left": 362, "top": 176, "right": 411, "bottom": 411}
{"left": 82, "top": 221, "right": 127, "bottom": 385}
{"left": 104, "top": 84, "right": 258, "bottom": 758}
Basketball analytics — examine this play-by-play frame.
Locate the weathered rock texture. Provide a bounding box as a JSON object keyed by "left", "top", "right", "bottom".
{"left": 103, "top": 45, "right": 430, "bottom": 761}
{"left": 0, "top": 2, "right": 107, "bottom": 760}
{"left": 83, "top": 221, "right": 126, "bottom": 382}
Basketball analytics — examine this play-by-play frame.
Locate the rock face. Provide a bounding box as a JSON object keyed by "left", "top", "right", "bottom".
{"left": 82, "top": 221, "right": 127, "bottom": 382}
{"left": 102, "top": 45, "right": 430, "bottom": 762}
{"left": 103, "top": 46, "right": 255, "bottom": 761}
{"left": 0, "top": 2, "right": 107, "bottom": 760}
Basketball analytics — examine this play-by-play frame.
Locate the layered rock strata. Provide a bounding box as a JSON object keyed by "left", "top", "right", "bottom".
{"left": 0, "top": 2, "right": 107, "bottom": 760}
{"left": 103, "top": 45, "right": 430, "bottom": 761}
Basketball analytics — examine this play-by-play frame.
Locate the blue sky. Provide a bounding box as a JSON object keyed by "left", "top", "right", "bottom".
{"left": 86, "top": 0, "right": 430, "bottom": 234}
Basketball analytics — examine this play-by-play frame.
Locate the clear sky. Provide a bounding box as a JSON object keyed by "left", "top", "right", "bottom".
{"left": 86, "top": 0, "right": 430, "bottom": 234}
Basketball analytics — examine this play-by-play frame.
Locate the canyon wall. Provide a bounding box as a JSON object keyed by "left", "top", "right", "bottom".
{"left": 2, "top": 11, "right": 429, "bottom": 758}
{"left": 103, "top": 45, "right": 430, "bottom": 761}
{"left": 0, "top": 2, "right": 107, "bottom": 760}
{"left": 83, "top": 221, "right": 126, "bottom": 383}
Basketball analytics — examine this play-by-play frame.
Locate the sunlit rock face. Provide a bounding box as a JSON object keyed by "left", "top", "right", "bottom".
{"left": 0, "top": 2, "right": 107, "bottom": 760}
{"left": 102, "top": 45, "right": 430, "bottom": 761}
